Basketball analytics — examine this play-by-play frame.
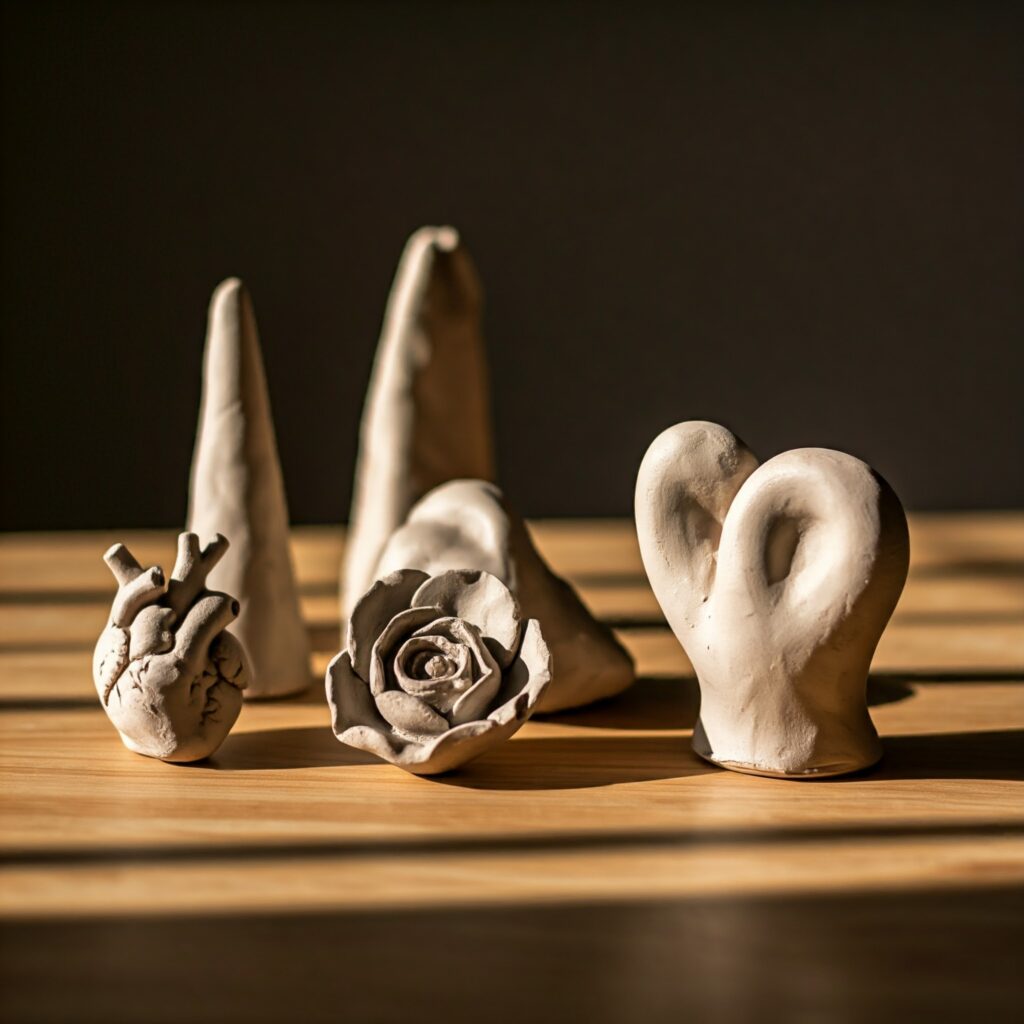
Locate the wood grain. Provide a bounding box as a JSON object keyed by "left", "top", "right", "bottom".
{"left": 1, "top": 515, "right": 1022, "bottom": 1023}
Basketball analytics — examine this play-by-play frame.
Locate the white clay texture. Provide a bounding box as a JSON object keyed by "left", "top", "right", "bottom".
{"left": 93, "top": 533, "right": 248, "bottom": 762}
{"left": 327, "top": 568, "right": 551, "bottom": 775}
{"left": 341, "top": 227, "right": 495, "bottom": 617}
{"left": 188, "top": 278, "right": 311, "bottom": 698}
{"left": 635, "top": 421, "right": 909, "bottom": 778}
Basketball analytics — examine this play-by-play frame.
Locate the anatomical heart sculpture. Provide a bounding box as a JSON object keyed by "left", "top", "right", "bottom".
{"left": 93, "top": 532, "right": 249, "bottom": 762}
{"left": 635, "top": 421, "right": 909, "bottom": 778}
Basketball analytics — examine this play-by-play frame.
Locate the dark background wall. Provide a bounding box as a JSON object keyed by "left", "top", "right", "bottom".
{"left": 2, "top": 0, "right": 1021, "bottom": 530}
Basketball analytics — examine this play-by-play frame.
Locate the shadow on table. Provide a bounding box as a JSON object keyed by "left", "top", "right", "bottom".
{"left": 858, "top": 728, "right": 1024, "bottom": 783}
{"left": 458, "top": 725, "right": 1024, "bottom": 789}
{"left": 202, "top": 669, "right": 1020, "bottom": 783}
{"left": 912, "top": 558, "right": 1024, "bottom": 579}
{"left": 208, "top": 726, "right": 379, "bottom": 771}
{"left": 540, "top": 675, "right": 916, "bottom": 733}
{"left": 539, "top": 676, "right": 701, "bottom": 730}
{"left": 437, "top": 733, "right": 715, "bottom": 790}
{"left": 5, "top": 884, "right": 1022, "bottom": 1022}
{"left": 210, "top": 725, "right": 713, "bottom": 787}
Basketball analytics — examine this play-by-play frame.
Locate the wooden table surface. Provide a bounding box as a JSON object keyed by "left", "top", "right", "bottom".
{"left": 1, "top": 515, "right": 1022, "bottom": 1023}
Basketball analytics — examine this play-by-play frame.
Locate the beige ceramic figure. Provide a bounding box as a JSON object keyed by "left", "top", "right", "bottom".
{"left": 188, "top": 278, "right": 311, "bottom": 698}
{"left": 327, "top": 568, "right": 551, "bottom": 774}
{"left": 635, "top": 421, "right": 909, "bottom": 778}
{"left": 373, "top": 479, "right": 635, "bottom": 713}
{"left": 341, "top": 226, "right": 494, "bottom": 617}
{"left": 93, "top": 533, "right": 249, "bottom": 762}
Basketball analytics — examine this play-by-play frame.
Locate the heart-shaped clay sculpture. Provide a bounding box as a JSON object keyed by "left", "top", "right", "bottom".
{"left": 635, "top": 421, "right": 909, "bottom": 778}
{"left": 93, "top": 532, "right": 249, "bottom": 762}
{"left": 373, "top": 479, "right": 635, "bottom": 713}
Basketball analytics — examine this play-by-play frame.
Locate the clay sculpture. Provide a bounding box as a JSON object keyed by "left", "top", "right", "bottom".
{"left": 372, "top": 479, "right": 635, "bottom": 713}
{"left": 93, "top": 533, "right": 249, "bottom": 762}
{"left": 635, "top": 421, "right": 909, "bottom": 778}
{"left": 341, "top": 226, "right": 495, "bottom": 617}
{"left": 327, "top": 568, "right": 551, "bottom": 774}
{"left": 188, "top": 278, "right": 311, "bottom": 698}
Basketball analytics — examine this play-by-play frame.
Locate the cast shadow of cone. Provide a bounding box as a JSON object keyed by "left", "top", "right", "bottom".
{"left": 540, "top": 676, "right": 701, "bottom": 731}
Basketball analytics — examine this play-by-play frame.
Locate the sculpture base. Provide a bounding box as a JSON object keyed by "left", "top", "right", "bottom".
{"left": 693, "top": 746, "right": 882, "bottom": 780}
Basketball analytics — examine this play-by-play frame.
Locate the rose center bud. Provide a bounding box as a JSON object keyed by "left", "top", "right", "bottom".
{"left": 407, "top": 648, "right": 459, "bottom": 681}
{"left": 394, "top": 635, "right": 476, "bottom": 716}
{"left": 423, "top": 654, "right": 454, "bottom": 679}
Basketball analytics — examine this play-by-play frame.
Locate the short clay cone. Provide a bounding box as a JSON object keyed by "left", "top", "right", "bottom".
{"left": 187, "top": 279, "right": 311, "bottom": 698}
{"left": 341, "top": 227, "right": 495, "bottom": 618}
{"left": 373, "top": 480, "right": 636, "bottom": 713}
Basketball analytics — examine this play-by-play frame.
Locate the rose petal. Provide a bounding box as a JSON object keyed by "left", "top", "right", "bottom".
{"left": 450, "top": 668, "right": 501, "bottom": 726}
{"left": 348, "top": 569, "right": 430, "bottom": 680}
{"left": 368, "top": 605, "right": 443, "bottom": 696}
{"left": 412, "top": 570, "right": 521, "bottom": 668}
{"left": 337, "top": 724, "right": 406, "bottom": 760}
{"left": 325, "top": 650, "right": 388, "bottom": 736}
{"left": 338, "top": 719, "right": 493, "bottom": 774}
{"left": 488, "top": 618, "right": 552, "bottom": 727}
{"left": 398, "top": 719, "right": 499, "bottom": 774}
{"left": 338, "top": 706, "right": 540, "bottom": 776}
{"left": 375, "top": 689, "right": 450, "bottom": 740}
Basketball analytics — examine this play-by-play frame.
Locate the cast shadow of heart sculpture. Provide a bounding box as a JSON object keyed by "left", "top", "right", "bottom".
{"left": 837, "top": 728, "right": 1024, "bottom": 783}
{"left": 539, "top": 675, "right": 913, "bottom": 732}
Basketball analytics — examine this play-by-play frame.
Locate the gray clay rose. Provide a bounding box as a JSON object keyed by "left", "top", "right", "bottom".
{"left": 326, "top": 568, "right": 551, "bottom": 775}
{"left": 93, "top": 532, "right": 249, "bottom": 762}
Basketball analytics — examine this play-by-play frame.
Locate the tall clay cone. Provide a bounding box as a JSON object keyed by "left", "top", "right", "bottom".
{"left": 341, "top": 226, "right": 495, "bottom": 618}
{"left": 187, "top": 278, "right": 311, "bottom": 698}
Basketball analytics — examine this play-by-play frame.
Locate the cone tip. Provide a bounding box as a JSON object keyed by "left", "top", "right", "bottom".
{"left": 211, "top": 276, "right": 246, "bottom": 304}
{"left": 407, "top": 225, "right": 460, "bottom": 253}
{"left": 432, "top": 225, "right": 459, "bottom": 251}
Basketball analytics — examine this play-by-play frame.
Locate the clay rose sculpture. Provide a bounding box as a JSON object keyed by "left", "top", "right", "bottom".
{"left": 635, "top": 421, "right": 909, "bottom": 779}
{"left": 326, "top": 568, "right": 551, "bottom": 774}
{"left": 93, "top": 532, "right": 249, "bottom": 762}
